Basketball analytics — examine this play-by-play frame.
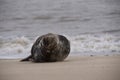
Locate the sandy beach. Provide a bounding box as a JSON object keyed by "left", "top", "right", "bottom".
{"left": 0, "top": 55, "right": 120, "bottom": 80}
{"left": 0, "top": 0, "right": 120, "bottom": 80}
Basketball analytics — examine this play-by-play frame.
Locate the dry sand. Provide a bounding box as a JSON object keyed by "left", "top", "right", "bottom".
{"left": 0, "top": 55, "right": 120, "bottom": 80}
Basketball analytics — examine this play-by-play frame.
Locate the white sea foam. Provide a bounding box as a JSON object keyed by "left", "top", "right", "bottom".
{"left": 0, "top": 33, "right": 120, "bottom": 59}
{"left": 0, "top": 36, "right": 33, "bottom": 59}
{"left": 70, "top": 33, "right": 120, "bottom": 55}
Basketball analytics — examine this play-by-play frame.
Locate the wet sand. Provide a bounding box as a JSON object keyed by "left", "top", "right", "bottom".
{"left": 0, "top": 56, "right": 120, "bottom": 80}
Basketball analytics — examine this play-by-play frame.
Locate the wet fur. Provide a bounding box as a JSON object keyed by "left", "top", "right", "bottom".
{"left": 20, "top": 33, "right": 70, "bottom": 62}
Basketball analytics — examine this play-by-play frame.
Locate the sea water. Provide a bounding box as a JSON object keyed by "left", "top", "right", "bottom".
{"left": 0, "top": 0, "right": 120, "bottom": 59}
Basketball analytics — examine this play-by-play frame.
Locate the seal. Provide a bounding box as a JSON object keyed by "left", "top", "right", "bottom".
{"left": 20, "top": 33, "right": 70, "bottom": 62}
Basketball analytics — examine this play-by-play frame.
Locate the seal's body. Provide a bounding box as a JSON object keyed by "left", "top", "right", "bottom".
{"left": 21, "top": 33, "right": 70, "bottom": 62}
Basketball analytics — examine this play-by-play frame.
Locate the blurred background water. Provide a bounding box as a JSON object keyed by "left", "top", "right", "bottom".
{"left": 0, "top": 0, "right": 120, "bottom": 59}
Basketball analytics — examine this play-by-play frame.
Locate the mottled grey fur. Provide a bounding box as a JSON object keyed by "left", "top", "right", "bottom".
{"left": 20, "top": 33, "right": 70, "bottom": 62}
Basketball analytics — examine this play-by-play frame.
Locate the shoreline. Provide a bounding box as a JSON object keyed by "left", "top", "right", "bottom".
{"left": 0, "top": 55, "right": 120, "bottom": 80}
{"left": 0, "top": 53, "right": 120, "bottom": 60}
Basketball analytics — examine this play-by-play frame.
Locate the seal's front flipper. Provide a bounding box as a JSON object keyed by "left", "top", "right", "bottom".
{"left": 20, "top": 55, "right": 32, "bottom": 62}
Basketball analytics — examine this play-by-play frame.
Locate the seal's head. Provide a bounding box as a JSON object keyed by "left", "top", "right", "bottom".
{"left": 42, "top": 33, "right": 58, "bottom": 51}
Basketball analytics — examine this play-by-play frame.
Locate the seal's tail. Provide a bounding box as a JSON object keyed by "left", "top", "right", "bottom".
{"left": 20, "top": 55, "right": 32, "bottom": 62}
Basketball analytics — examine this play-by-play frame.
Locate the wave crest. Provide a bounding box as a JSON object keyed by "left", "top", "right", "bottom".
{"left": 0, "top": 33, "right": 120, "bottom": 59}
{"left": 0, "top": 36, "right": 33, "bottom": 59}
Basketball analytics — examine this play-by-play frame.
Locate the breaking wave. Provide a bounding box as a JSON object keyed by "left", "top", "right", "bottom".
{"left": 70, "top": 33, "right": 120, "bottom": 55}
{"left": 0, "top": 36, "right": 33, "bottom": 59}
{"left": 0, "top": 33, "right": 120, "bottom": 59}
